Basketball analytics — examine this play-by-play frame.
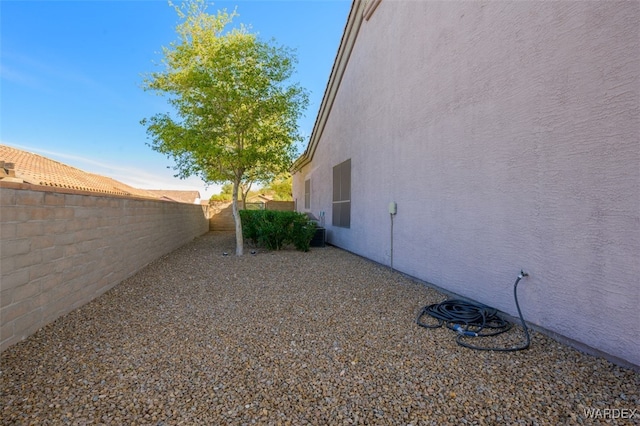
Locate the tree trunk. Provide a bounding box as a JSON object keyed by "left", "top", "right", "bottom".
{"left": 241, "top": 181, "right": 252, "bottom": 210}
{"left": 232, "top": 180, "right": 244, "bottom": 256}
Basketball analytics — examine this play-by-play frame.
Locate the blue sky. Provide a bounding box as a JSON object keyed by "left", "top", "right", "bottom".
{"left": 1, "top": 0, "right": 351, "bottom": 199}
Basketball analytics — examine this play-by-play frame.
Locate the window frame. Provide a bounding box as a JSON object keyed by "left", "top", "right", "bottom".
{"left": 332, "top": 159, "right": 351, "bottom": 228}
{"left": 304, "top": 179, "right": 311, "bottom": 210}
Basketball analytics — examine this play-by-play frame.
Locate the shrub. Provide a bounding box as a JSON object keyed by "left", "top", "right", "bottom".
{"left": 239, "top": 210, "right": 260, "bottom": 245}
{"left": 239, "top": 210, "right": 316, "bottom": 252}
{"left": 256, "top": 210, "right": 290, "bottom": 250}
{"left": 290, "top": 214, "right": 317, "bottom": 252}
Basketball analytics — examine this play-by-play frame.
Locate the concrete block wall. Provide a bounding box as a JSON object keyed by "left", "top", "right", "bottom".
{"left": 265, "top": 201, "right": 294, "bottom": 212}
{"left": 209, "top": 201, "right": 235, "bottom": 231}
{"left": 0, "top": 182, "right": 209, "bottom": 352}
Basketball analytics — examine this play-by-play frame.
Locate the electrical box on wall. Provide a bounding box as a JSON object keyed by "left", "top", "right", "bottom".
{"left": 389, "top": 202, "right": 397, "bottom": 215}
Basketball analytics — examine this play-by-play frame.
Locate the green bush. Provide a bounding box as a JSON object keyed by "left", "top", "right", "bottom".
{"left": 257, "top": 210, "right": 290, "bottom": 250}
{"left": 290, "top": 214, "right": 317, "bottom": 252}
{"left": 239, "top": 210, "right": 316, "bottom": 252}
{"left": 239, "top": 209, "right": 260, "bottom": 245}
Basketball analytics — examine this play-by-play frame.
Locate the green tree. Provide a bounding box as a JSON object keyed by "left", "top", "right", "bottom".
{"left": 263, "top": 174, "right": 293, "bottom": 201}
{"left": 211, "top": 179, "right": 255, "bottom": 207}
{"left": 210, "top": 182, "right": 233, "bottom": 201}
{"left": 141, "top": 0, "right": 308, "bottom": 255}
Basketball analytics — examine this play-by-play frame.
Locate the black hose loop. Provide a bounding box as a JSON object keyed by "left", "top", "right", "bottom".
{"left": 416, "top": 273, "right": 530, "bottom": 351}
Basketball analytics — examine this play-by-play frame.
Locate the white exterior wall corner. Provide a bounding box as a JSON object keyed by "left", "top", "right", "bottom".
{"left": 293, "top": 1, "right": 640, "bottom": 368}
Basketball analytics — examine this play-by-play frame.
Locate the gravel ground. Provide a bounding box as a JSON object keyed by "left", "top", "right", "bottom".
{"left": 1, "top": 232, "right": 638, "bottom": 425}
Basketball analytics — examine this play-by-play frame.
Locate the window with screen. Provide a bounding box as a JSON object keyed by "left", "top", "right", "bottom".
{"left": 304, "top": 179, "right": 311, "bottom": 210}
{"left": 332, "top": 159, "right": 351, "bottom": 228}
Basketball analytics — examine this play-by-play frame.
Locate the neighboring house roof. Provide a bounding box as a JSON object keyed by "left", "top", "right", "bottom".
{"left": 246, "top": 194, "right": 273, "bottom": 203}
{"left": 292, "top": 0, "right": 369, "bottom": 171}
{"left": 0, "top": 144, "right": 199, "bottom": 203}
{"left": 146, "top": 190, "right": 201, "bottom": 204}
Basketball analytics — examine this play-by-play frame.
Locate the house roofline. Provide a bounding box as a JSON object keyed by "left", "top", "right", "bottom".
{"left": 292, "top": 0, "right": 366, "bottom": 172}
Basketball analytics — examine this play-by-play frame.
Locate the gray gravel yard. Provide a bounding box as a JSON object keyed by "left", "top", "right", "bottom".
{"left": 1, "top": 232, "right": 638, "bottom": 425}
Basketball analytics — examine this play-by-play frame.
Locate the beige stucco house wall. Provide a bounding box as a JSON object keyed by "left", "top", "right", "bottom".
{"left": 293, "top": 0, "right": 639, "bottom": 368}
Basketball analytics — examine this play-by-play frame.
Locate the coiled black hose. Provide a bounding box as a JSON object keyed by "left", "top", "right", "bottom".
{"left": 416, "top": 272, "right": 530, "bottom": 351}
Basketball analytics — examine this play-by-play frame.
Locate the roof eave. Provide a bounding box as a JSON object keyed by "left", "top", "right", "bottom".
{"left": 292, "top": 0, "right": 366, "bottom": 173}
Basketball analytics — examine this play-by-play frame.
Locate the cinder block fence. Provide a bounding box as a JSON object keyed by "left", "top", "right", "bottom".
{"left": 0, "top": 182, "right": 209, "bottom": 352}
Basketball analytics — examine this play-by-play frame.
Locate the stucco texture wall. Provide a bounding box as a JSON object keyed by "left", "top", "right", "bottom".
{"left": 0, "top": 184, "right": 209, "bottom": 351}
{"left": 294, "top": 1, "right": 639, "bottom": 367}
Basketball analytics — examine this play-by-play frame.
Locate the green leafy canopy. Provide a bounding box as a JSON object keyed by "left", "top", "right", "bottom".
{"left": 141, "top": 0, "right": 309, "bottom": 185}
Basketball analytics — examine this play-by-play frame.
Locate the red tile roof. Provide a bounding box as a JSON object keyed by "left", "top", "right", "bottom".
{"left": 146, "top": 190, "right": 202, "bottom": 204}
{"left": 0, "top": 144, "right": 200, "bottom": 203}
